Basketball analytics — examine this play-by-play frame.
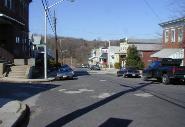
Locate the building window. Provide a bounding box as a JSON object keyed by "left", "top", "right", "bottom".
{"left": 178, "top": 28, "right": 183, "bottom": 43}
{"left": 171, "top": 29, "right": 175, "bottom": 43}
{"left": 4, "top": 0, "right": 12, "bottom": 9}
{"left": 164, "top": 30, "right": 169, "bottom": 43}
{"left": 16, "top": 37, "right": 20, "bottom": 44}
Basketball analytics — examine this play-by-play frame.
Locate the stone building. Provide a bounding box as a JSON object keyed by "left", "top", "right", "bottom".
{"left": 0, "top": 0, "right": 32, "bottom": 59}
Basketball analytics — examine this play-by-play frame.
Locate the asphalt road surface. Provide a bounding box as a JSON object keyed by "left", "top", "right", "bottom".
{"left": 1, "top": 69, "right": 185, "bottom": 127}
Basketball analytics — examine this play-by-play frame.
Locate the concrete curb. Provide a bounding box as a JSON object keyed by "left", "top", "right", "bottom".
{"left": 0, "top": 77, "right": 55, "bottom": 83}
{"left": 0, "top": 101, "right": 30, "bottom": 127}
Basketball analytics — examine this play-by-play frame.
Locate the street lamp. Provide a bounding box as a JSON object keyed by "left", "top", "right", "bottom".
{"left": 43, "top": 0, "right": 74, "bottom": 79}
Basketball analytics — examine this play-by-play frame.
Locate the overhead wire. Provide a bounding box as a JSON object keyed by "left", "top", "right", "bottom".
{"left": 143, "top": 0, "right": 161, "bottom": 22}
{"left": 41, "top": 0, "right": 55, "bottom": 33}
{"left": 45, "top": 0, "right": 55, "bottom": 30}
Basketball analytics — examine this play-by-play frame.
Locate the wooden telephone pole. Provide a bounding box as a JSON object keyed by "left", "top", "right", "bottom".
{"left": 54, "top": 10, "right": 58, "bottom": 64}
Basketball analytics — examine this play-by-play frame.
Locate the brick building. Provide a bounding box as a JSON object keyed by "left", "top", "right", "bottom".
{"left": 120, "top": 39, "right": 162, "bottom": 67}
{"left": 0, "top": 0, "right": 32, "bottom": 59}
{"left": 151, "top": 17, "right": 185, "bottom": 65}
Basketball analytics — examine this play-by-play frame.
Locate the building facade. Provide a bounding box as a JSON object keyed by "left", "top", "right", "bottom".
{"left": 120, "top": 39, "right": 162, "bottom": 67}
{"left": 88, "top": 47, "right": 108, "bottom": 67}
{"left": 160, "top": 17, "right": 185, "bottom": 48}
{"left": 0, "top": 0, "right": 32, "bottom": 58}
{"left": 108, "top": 46, "right": 120, "bottom": 67}
{"left": 151, "top": 17, "right": 185, "bottom": 65}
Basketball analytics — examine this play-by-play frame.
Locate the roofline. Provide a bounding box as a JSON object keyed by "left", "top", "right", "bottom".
{"left": 0, "top": 13, "right": 25, "bottom": 26}
{"left": 127, "top": 42, "right": 161, "bottom": 44}
{"left": 159, "top": 17, "right": 185, "bottom": 27}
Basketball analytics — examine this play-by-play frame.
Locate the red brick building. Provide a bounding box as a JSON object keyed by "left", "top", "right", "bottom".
{"left": 0, "top": 0, "right": 32, "bottom": 58}
{"left": 120, "top": 39, "right": 162, "bottom": 68}
{"left": 151, "top": 17, "right": 185, "bottom": 65}
{"left": 160, "top": 17, "right": 185, "bottom": 48}
{"left": 131, "top": 42, "right": 162, "bottom": 67}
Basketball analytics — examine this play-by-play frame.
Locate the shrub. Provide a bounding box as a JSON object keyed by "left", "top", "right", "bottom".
{"left": 114, "top": 62, "right": 121, "bottom": 69}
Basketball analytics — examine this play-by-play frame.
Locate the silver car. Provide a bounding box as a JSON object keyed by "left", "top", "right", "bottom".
{"left": 56, "top": 67, "right": 74, "bottom": 80}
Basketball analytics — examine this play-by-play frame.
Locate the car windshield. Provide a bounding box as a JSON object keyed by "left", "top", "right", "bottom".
{"left": 59, "top": 68, "right": 70, "bottom": 72}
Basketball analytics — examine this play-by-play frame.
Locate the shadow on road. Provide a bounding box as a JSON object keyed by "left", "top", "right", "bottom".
{"left": 46, "top": 83, "right": 150, "bottom": 127}
{"left": 0, "top": 82, "right": 59, "bottom": 107}
{"left": 125, "top": 81, "right": 185, "bottom": 110}
{"left": 99, "top": 118, "right": 132, "bottom": 127}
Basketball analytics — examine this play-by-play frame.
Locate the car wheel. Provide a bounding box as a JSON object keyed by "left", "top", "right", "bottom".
{"left": 55, "top": 77, "right": 60, "bottom": 80}
{"left": 142, "top": 76, "right": 148, "bottom": 81}
{"left": 156, "top": 78, "right": 162, "bottom": 82}
{"left": 162, "top": 74, "right": 170, "bottom": 85}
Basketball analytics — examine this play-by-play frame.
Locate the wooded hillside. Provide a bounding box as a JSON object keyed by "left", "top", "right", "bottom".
{"left": 45, "top": 36, "right": 120, "bottom": 66}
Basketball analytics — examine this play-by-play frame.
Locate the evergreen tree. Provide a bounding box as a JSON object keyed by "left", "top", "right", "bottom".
{"left": 125, "top": 45, "right": 144, "bottom": 69}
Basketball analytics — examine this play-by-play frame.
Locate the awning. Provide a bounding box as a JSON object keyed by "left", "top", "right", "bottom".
{"left": 151, "top": 48, "right": 184, "bottom": 59}
{"left": 88, "top": 56, "right": 97, "bottom": 60}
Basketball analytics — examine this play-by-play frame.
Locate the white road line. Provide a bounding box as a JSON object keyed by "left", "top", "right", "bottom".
{"left": 59, "top": 89, "right": 67, "bottom": 92}
{"left": 58, "top": 88, "right": 94, "bottom": 94}
{"left": 92, "top": 93, "right": 115, "bottom": 99}
{"left": 78, "top": 89, "right": 94, "bottom": 92}
{"left": 100, "top": 80, "right": 107, "bottom": 82}
{"left": 134, "top": 93, "right": 153, "bottom": 98}
{"left": 64, "top": 91, "right": 82, "bottom": 94}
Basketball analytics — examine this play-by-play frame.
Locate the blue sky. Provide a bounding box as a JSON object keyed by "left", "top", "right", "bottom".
{"left": 29, "top": 0, "right": 180, "bottom": 40}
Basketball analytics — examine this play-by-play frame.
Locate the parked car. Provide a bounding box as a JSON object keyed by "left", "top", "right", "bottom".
{"left": 81, "top": 64, "right": 89, "bottom": 68}
{"left": 117, "top": 67, "right": 140, "bottom": 78}
{"left": 56, "top": 66, "right": 74, "bottom": 80}
{"left": 143, "top": 58, "right": 185, "bottom": 84}
{"left": 90, "top": 65, "right": 101, "bottom": 70}
{"left": 60, "top": 64, "right": 70, "bottom": 69}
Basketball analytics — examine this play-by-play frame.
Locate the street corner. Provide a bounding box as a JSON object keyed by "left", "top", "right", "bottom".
{"left": 0, "top": 100, "right": 30, "bottom": 127}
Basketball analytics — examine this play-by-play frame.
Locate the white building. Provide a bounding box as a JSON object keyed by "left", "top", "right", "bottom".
{"left": 108, "top": 46, "right": 120, "bottom": 68}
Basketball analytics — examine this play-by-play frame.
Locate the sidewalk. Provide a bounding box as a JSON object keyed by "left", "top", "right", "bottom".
{"left": 0, "top": 70, "right": 57, "bottom": 83}
{"left": 0, "top": 77, "right": 55, "bottom": 83}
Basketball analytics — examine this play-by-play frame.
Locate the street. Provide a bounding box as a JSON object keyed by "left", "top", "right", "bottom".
{"left": 1, "top": 68, "right": 185, "bottom": 127}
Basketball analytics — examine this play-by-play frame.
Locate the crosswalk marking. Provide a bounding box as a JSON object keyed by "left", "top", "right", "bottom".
{"left": 134, "top": 93, "right": 153, "bottom": 98}
{"left": 58, "top": 88, "right": 94, "bottom": 94}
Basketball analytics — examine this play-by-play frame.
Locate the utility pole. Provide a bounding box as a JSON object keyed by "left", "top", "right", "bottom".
{"left": 54, "top": 10, "right": 58, "bottom": 64}
{"left": 71, "top": 56, "right": 73, "bottom": 66}
{"left": 108, "top": 40, "right": 111, "bottom": 68}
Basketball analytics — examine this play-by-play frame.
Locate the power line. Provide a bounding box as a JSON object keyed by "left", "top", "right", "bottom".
{"left": 45, "top": 0, "right": 55, "bottom": 27}
{"left": 41, "top": 0, "right": 55, "bottom": 33}
{"left": 143, "top": 0, "right": 161, "bottom": 22}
